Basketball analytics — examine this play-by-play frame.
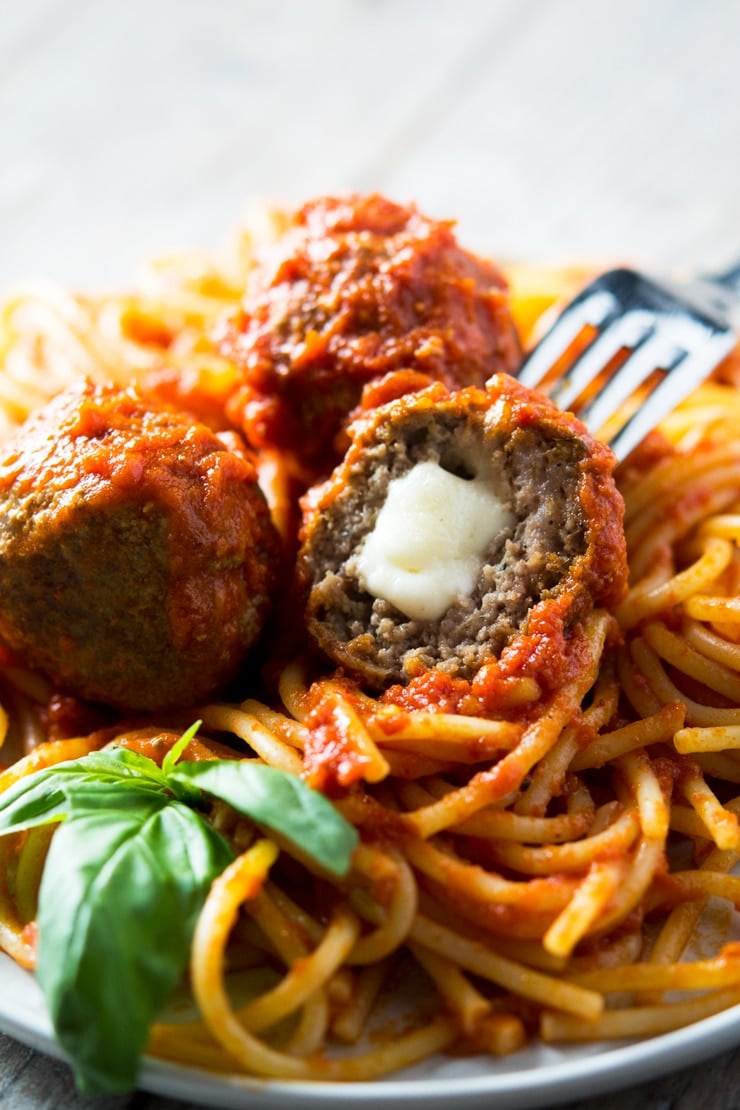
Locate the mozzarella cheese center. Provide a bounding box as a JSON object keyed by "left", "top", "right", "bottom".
{"left": 355, "top": 460, "right": 514, "bottom": 621}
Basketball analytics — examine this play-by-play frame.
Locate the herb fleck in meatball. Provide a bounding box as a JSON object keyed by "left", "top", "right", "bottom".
{"left": 217, "top": 193, "right": 521, "bottom": 470}
{"left": 0, "top": 381, "right": 281, "bottom": 712}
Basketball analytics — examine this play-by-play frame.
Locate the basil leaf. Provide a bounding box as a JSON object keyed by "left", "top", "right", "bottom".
{"left": 0, "top": 730, "right": 356, "bottom": 1092}
{"left": 0, "top": 773, "right": 73, "bottom": 834}
{"left": 0, "top": 751, "right": 169, "bottom": 836}
{"left": 36, "top": 793, "right": 234, "bottom": 1094}
{"left": 160, "top": 720, "right": 202, "bottom": 777}
{"left": 168, "top": 761, "right": 358, "bottom": 878}
{"left": 77, "top": 745, "right": 184, "bottom": 795}
{"left": 57, "top": 745, "right": 170, "bottom": 785}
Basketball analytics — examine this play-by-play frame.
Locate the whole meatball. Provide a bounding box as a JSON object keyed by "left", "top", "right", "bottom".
{"left": 0, "top": 381, "right": 281, "bottom": 712}
{"left": 217, "top": 194, "right": 521, "bottom": 471}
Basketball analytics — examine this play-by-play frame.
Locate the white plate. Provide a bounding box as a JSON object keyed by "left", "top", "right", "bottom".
{"left": 3, "top": 952, "right": 740, "bottom": 1110}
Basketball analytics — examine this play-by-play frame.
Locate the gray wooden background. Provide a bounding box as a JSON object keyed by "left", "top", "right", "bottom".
{"left": 2, "top": 0, "right": 740, "bottom": 1107}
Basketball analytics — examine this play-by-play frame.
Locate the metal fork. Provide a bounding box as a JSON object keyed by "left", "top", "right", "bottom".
{"left": 515, "top": 263, "right": 740, "bottom": 461}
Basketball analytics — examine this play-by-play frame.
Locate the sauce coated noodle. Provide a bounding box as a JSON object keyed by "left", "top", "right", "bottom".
{"left": 1, "top": 220, "right": 740, "bottom": 1080}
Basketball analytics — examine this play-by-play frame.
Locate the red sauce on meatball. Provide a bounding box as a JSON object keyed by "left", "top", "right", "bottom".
{"left": 0, "top": 381, "right": 281, "bottom": 713}
{"left": 217, "top": 194, "right": 521, "bottom": 471}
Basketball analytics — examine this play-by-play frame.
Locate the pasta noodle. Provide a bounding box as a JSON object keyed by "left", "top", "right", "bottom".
{"left": 1, "top": 215, "right": 740, "bottom": 1084}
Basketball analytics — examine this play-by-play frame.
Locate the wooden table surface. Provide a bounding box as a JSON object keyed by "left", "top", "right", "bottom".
{"left": 2, "top": 1, "right": 740, "bottom": 1106}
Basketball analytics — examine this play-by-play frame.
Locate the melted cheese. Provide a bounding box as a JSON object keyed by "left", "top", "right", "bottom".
{"left": 355, "top": 460, "right": 514, "bottom": 621}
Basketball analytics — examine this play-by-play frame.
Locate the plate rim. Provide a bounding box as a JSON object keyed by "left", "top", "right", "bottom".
{"left": 3, "top": 951, "right": 740, "bottom": 1109}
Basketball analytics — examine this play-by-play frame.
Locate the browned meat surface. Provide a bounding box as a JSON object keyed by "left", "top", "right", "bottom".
{"left": 0, "top": 380, "right": 281, "bottom": 712}
{"left": 298, "top": 374, "right": 627, "bottom": 693}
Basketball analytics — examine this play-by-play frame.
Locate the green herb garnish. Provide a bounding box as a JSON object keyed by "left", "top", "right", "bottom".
{"left": 0, "top": 724, "right": 358, "bottom": 1093}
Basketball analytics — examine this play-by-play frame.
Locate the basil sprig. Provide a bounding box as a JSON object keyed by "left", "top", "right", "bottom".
{"left": 0, "top": 725, "right": 358, "bottom": 1093}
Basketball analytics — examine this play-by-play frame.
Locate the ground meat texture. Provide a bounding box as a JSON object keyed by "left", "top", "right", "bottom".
{"left": 217, "top": 194, "right": 521, "bottom": 471}
{"left": 0, "top": 381, "right": 281, "bottom": 712}
{"left": 298, "top": 375, "right": 627, "bottom": 690}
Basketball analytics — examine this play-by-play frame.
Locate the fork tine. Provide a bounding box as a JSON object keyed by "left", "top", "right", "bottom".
{"left": 577, "top": 329, "right": 684, "bottom": 434}
{"left": 516, "top": 288, "right": 618, "bottom": 391}
{"left": 608, "top": 326, "right": 737, "bottom": 460}
{"left": 516, "top": 265, "right": 739, "bottom": 462}
{"left": 550, "top": 309, "right": 655, "bottom": 411}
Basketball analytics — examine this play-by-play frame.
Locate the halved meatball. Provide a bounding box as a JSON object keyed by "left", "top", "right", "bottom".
{"left": 217, "top": 194, "right": 521, "bottom": 470}
{"left": 0, "top": 380, "right": 281, "bottom": 712}
{"left": 298, "top": 375, "right": 627, "bottom": 691}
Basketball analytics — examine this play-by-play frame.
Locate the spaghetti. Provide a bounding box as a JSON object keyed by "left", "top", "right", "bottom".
{"left": 1, "top": 208, "right": 740, "bottom": 1083}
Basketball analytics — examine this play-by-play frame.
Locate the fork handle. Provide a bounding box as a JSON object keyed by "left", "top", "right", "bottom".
{"left": 697, "top": 260, "right": 740, "bottom": 332}
{"left": 709, "top": 259, "right": 740, "bottom": 297}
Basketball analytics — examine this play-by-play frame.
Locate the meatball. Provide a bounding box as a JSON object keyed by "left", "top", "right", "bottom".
{"left": 0, "top": 381, "right": 281, "bottom": 712}
{"left": 217, "top": 193, "right": 521, "bottom": 470}
{"left": 298, "top": 375, "right": 627, "bottom": 691}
